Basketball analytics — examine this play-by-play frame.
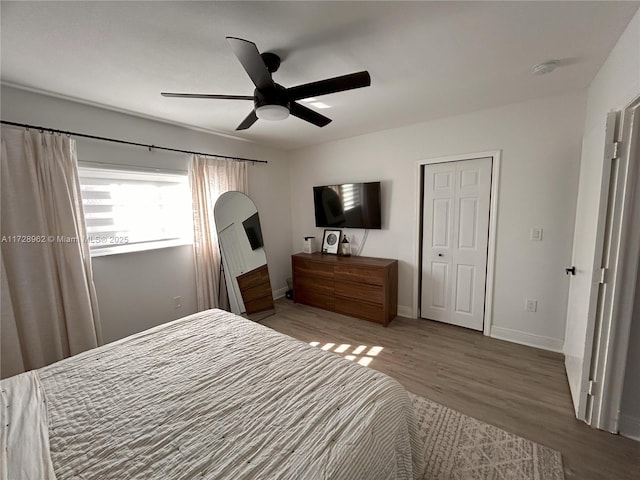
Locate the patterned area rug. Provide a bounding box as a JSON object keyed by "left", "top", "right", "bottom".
{"left": 410, "top": 393, "right": 565, "bottom": 480}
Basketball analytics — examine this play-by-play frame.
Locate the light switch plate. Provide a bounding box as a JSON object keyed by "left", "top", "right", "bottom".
{"left": 530, "top": 227, "right": 543, "bottom": 241}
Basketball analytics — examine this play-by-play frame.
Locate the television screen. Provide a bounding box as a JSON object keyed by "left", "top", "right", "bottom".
{"left": 242, "top": 212, "right": 264, "bottom": 250}
{"left": 313, "top": 182, "right": 381, "bottom": 229}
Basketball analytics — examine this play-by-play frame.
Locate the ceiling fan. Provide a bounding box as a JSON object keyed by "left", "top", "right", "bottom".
{"left": 161, "top": 37, "right": 371, "bottom": 131}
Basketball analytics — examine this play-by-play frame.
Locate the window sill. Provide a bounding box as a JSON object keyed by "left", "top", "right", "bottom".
{"left": 90, "top": 239, "right": 192, "bottom": 258}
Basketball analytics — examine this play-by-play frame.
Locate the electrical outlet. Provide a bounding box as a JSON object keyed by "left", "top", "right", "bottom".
{"left": 173, "top": 296, "right": 182, "bottom": 309}
{"left": 525, "top": 299, "right": 538, "bottom": 313}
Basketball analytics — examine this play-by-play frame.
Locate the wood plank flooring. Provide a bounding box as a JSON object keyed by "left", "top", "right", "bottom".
{"left": 262, "top": 299, "right": 640, "bottom": 480}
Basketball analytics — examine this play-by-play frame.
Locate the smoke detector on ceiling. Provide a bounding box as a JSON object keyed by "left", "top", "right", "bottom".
{"left": 532, "top": 61, "right": 559, "bottom": 75}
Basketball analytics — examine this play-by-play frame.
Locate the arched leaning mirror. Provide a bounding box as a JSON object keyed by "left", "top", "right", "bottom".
{"left": 214, "top": 191, "right": 275, "bottom": 321}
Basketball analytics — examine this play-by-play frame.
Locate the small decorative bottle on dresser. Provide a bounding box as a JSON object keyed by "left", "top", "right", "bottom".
{"left": 339, "top": 235, "right": 351, "bottom": 257}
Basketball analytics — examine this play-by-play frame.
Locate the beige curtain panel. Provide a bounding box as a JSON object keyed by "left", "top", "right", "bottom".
{"left": 189, "top": 155, "right": 247, "bottom": 311}
{"left": 1, "top": 128, "right": 102, "bottom": 379}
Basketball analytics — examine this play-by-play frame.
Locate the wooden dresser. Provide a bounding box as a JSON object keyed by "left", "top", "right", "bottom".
{"left": 237, "top": 264, "right": 275, "bottom": 316}
{"left": 292, "top": 253, "right": 398, "bottom": 326}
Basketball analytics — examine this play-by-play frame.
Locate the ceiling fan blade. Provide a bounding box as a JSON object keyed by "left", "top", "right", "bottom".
{"left": 287, "top": 71, "right": 371, "bottom": 101}
{"left": 161, "top": 93, "right": 254, "bottom": 100}
{"left": 290, "top": 102, "right": 332, "bottom": 127}
{"left": 226, "top": 37, "right": 275, "bottom": 91}
{"left": 236, "top": 110, "right": 259, "bottom": 131}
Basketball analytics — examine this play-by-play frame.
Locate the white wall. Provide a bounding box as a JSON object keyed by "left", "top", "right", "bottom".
{"left": 91, "top": 245, "right": 196, "bottom": 343}
{"left": 560, "top": 9, "right": 640, "bottom": 431}
{"left": 289, "top": 91, "right": 586, "bottom": 352}
{"left": 1, "top": 85, "right": 292, "bottom": 342}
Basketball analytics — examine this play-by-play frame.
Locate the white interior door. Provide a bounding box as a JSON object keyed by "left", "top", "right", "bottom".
{"left": 564, "top": 111, "right": 620, "bottom": 422}
{"left": 421, "top": 157, "right": 492, "bottom": 331}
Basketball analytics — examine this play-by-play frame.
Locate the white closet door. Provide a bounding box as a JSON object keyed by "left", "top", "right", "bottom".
{"left": 421, "top": 163, "right": 456, "bottom": 323}
{"left": 421, "top": 157, "right": 492, "bottom": 330}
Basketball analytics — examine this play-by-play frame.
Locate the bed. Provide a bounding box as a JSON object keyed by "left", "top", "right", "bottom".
{"left": 2, "top": 309, "right": 424, "bottom": 480}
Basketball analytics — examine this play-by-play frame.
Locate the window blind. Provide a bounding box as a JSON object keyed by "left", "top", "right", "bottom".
{"left": 78, "top": 167, "right": 192, "bottom": 254}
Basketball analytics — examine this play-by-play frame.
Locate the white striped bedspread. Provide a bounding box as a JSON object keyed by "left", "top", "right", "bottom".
{"left": 2, "top": 309, "right": 424, "bottom": 480}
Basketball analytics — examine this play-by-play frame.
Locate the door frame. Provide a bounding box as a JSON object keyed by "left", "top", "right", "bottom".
{"left": 413, "top": 150, "right": 501, "bottom": 335}
{"left": 588, "top": 96, "right": 640, "bottom": 432}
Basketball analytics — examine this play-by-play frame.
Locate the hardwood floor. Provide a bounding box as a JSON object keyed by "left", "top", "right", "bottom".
{"left": 262, "top": 299, "right": 640, "bottom": 480}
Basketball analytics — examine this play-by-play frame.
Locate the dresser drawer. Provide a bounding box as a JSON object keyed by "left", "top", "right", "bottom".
{"left": 241, "top": 282, "right": 273, "bottom": 303}
{"left": 334, "top": 297, "right": 384, "bottom": 324}
{"left": 244, "top": 295, "right": 275, "bottom": 315}
{"left": 237, "top": 264, "right": 271, "bottom": 290}
{"left": 334, "top": 265, "right": 385, "bottom": 286}
{"left": 294, "top": 274, "right": 333, "bottom": 296}
{"left": 334, "top": 280, "right": 384, "bottom": 305}
{"left": 295, "top": 289, "right": 335, "bottom": 311}
{"left": 293, "top": 259, "right": 334, "bottom": 279}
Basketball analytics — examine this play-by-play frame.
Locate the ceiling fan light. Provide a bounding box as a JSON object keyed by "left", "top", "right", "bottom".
{"left": 256, "top": 104, "right": 289, "bottom": 121}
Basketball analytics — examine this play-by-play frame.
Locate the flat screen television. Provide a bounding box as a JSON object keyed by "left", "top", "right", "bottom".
{"left": 242, "top": 212, "right": 264, "bottom": 250}
{"left": 313, "top": 182, "right": 381, "bottom": 229}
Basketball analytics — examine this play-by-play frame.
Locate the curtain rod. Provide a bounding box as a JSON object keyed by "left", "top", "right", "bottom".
{"left": 0, "top": 120, "right": 268, "bottom": 164}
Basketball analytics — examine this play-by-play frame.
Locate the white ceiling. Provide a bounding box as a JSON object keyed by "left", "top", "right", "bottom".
{"left": 1, "top": 1, "right": 638, "bottom": 150}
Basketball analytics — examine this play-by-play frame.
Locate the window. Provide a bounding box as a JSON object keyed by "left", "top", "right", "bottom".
{"left": 78, "top": 166, "right": 193, "bottom": 256}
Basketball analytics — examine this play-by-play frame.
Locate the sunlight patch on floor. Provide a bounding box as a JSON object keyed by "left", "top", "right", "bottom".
{"left": 308, "top": 341, "right": 383, "bottom": 367}
{"left": 367, "top": 346, "right": 383, "bottom": 356}
{"left": 357, "top": 357, "right": 372, "bottom": 367}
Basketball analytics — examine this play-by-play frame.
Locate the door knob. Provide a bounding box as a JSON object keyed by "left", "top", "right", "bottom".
{"left": 565, "top": 266, "right": 576, "bottom": 275}
{"left": 438, "top": 253, "right": 444, "bottom": 257}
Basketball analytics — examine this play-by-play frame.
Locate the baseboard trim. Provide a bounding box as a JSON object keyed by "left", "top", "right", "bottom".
{"left": 619, "top": 414, "right": 640, "bottom": 442}
{"left": 398, "top": 305, "right": 413, "bottom": 318}
{"left": 273, "top": 286, "right": 288, "bottom": 300}
{"left": 490, "top": 326, "right": 564, "bottom": 353}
